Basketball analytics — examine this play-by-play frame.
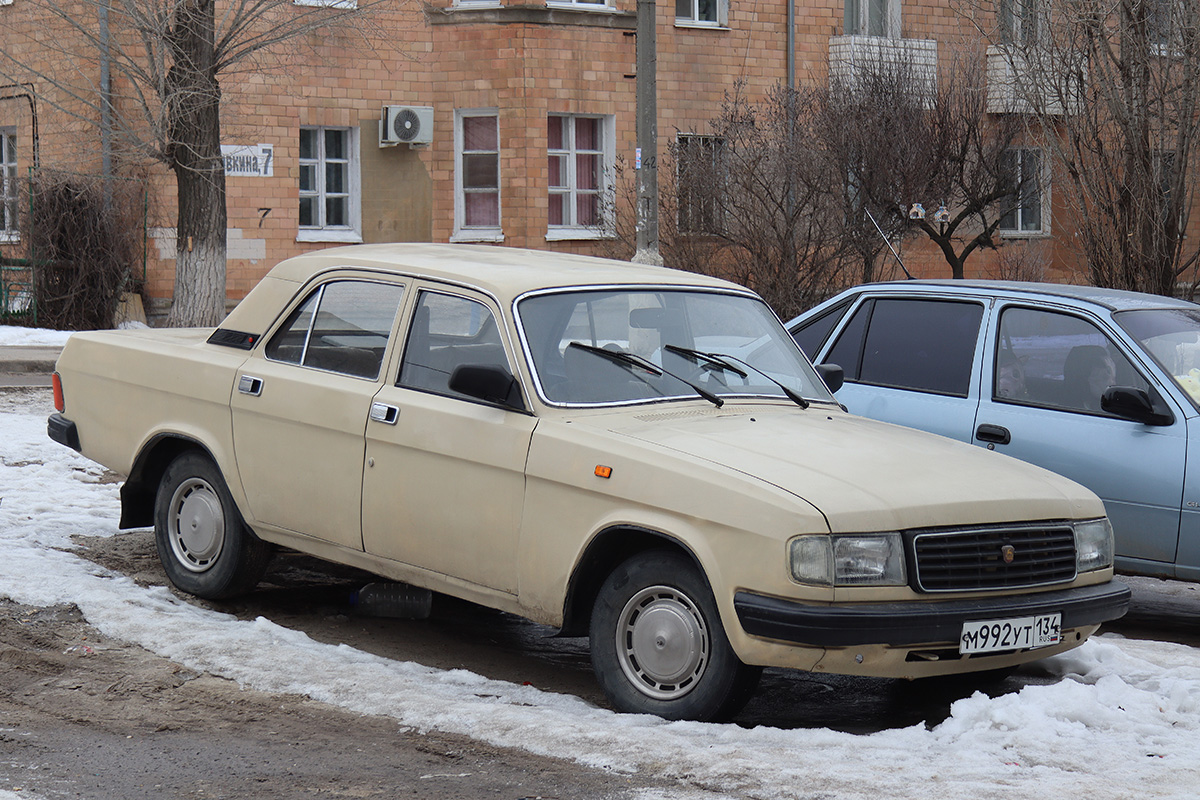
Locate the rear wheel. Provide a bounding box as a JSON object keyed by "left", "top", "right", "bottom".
{"left": 589, "top": 550, "right": 761, "bottom": 721}
{"left": 154, "top": 451, "right": 272, "bottom": 600}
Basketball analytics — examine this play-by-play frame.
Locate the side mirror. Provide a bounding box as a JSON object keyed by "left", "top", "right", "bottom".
{"left": 448, "top": 364, "right": 526, "bottom": 412}
{"left": 1101, "top": 386, "right": 1173, "bottom": 426}
{"left": 816, "top": 363, "right": 844, "bottom": 394}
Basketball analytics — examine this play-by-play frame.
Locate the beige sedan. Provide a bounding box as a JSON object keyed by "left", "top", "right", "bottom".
{"left": 49, "top": 244, "right": 1130, "bottom": 721}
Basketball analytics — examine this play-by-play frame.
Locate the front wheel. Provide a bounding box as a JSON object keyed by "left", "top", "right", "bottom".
{"left": 589, "top": 550, "right": 761, "bottom": 721}
{"left": 154, "top": 451, "right": 272, "bottom": 600}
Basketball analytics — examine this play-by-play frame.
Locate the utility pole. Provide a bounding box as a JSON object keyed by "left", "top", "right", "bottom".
{"left": 633, "top": 0, "right": 661, "bottom": 265}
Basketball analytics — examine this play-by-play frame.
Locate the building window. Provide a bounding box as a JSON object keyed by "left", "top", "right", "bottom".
{"left": 998, "top": 0, "right": 1040, "bottom": 47}
{"left": 1147, "top": 0, "right": 1181, "bottom": 53}
{"left": 844, "top": 0, "right": 896, "bottom": 37}
{"left": 1, "top": 130, "right": 16, "bottom": 242}
{"left": 299, "top": 127, "right": 361, "bottom": 243}
{"left": 454, "top": 111, "right": 501, "bottom": 242}
{"left": 676, "top": 134, "right": 725, "bottom": 235}
{"left": 1000, "top": 148, "right": 1044, "bottom": 235}
{"left": 547, "top": 114, "right": 611, "bottom": 239}
{"left": 675, "top": 0, "right": 726, "bottom": 26}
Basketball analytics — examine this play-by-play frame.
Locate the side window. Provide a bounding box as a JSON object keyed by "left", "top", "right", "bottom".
{"left": 792, "top": 299, "right": 852, "bottom": 359}
{"left": 265, "top": 281, "right": 405, "bottom": 379}
{"left": 995, "top": 307, "right": 1150, "bottom": 414}
{"left": 829, "top": 298, "right": 984, "bottom": 396}
{"left": 398, "top": 291, "right": 510, "bottom": 399}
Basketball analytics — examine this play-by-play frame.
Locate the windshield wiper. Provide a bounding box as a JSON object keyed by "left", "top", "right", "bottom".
{"left": 567, "top": 342, "right": 724, "bottom": 407}
{"left": 664, "top": 344, "right": 748, "bottom": 378}
{"left": 665, "top": 344, "right": 810, "bottom": 409}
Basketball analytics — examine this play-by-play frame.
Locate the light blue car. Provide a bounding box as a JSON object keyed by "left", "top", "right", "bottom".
{"left": 788, "top": 281, "right": 1200, "bottom": 583}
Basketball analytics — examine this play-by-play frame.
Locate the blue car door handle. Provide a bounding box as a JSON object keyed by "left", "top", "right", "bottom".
{"left": 976, "top": 424, "right": 1011, "bottom": 445}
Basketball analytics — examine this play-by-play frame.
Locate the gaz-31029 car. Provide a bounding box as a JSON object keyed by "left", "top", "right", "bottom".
{"left": 49, "top": 245, "right": 1129, "bottom": 721}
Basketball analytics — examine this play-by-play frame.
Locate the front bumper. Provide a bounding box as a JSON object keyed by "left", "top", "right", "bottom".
{"left": 47, "top": 413, "right": 81, "bottom": 452}
{"left": 734, "top": 581, "right": 1131, "bottom": 647}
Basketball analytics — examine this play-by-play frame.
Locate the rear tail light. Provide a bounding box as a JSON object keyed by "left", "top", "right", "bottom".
{"left": 52, "top": 372, "right": 65, "bottom": 412}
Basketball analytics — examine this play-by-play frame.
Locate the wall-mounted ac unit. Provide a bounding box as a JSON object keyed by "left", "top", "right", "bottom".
{"left": 380, "top": 106, "right": 434, "bottom": 147}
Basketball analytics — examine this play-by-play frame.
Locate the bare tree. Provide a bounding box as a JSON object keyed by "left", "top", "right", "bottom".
{"left": 816, "top": 49, "right": 1028, "bottom": 280}
{"left": 664, "top": 85, "right": 853, "bottom": 319}
{"left": 1, "top": 0, "right": 389, "bottom": 325}
{"left": 967, "top": 0, "right": 1200, "bottom": 296}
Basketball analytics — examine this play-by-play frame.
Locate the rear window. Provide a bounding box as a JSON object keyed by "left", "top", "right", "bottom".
{"left": 828, "top": 298, "right": 984, "bottom": 396}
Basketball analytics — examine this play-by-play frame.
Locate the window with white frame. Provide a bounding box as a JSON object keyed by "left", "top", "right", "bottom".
{"left": 676, "top": 134, "right": 725, "bottom": 235}
{"left": 1, "top": 130, "right": 17, "bottom": 241}
{"left": 1000, "top": 148, "right": 1044, "bottom": 235}
{"left": 454, "top": 111, "right": 502, "bottom": 241}
{"left": 998, "top": 0, "right": 1040, "bottom": 47}
{"left": 844, "top": 0, "right": 896, "bottom": 36}
{"left": 676, "top": 0, "right": 726, "bottom": 26}
{"left": 299, "top": 127, "right": 360, "bottom": 242}
{"left": 547, "top": 114, "right": 611, "bottom": 238}
{"left": 1146, "top": 0, "right": 1183, "bottom": 54}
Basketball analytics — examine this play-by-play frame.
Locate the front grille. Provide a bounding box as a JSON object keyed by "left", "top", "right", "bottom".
{"left": 911, "top": 524, "right": 1077, "bottom": 592}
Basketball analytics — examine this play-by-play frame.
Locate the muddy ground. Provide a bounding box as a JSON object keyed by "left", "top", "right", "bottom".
{"left": 0, "top": 531, "right": 683, "bottom": 800}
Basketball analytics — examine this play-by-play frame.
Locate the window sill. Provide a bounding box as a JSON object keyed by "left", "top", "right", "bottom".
{"left": 998, "top": 230, "right": 1051, "bottom": 240}
{"left": 451, "top": 230, "right": 505, "bottom": 243}
{"left": 674, "top": 20, "right": 728, "bottom": 30}
{"left": 0, "top": 232, "right": 19, "bottom": 244}
{"left": 545, "top": 227, "right": 614, "bottom": 241}
{"left": 297, "top": 229, "right": 363, "bottom": 244}
{"left": 545, "top": 2, "right": 617, "bottom": 10}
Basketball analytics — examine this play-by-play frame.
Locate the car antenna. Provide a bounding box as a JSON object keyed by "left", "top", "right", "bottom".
{"left": 865, "top": 208, "right": 914, "bottom": 280}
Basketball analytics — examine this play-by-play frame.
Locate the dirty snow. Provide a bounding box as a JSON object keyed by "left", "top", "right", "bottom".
{"left": 2, "top": 390, "right": 1198, "bottom": 799}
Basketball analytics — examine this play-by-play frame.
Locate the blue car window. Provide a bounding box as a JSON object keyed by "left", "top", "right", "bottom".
{"left": 996, "top": 307, "right": 1149, "bottom": 414}
{"left": 792, "top": 299, "right": 852, "bottom": 359}
{"left": 834, "top": 298, "right": 983, "bottom": 396}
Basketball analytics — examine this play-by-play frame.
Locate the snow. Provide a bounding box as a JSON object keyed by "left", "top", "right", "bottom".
{"left": 0, "top": 325, "right": 74, "bottom": 347}
{"left": 3, "top": 389, "right": 1200, "bottom": 799}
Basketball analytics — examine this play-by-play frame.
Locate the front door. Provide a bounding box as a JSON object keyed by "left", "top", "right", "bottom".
{"left": 361, "top": 289, "right": 535, "bottom": 594}
{"left": 976, "top": 304, "right": 1187, "bottom": 565}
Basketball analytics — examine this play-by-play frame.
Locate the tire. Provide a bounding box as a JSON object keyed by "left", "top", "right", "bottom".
{"left": 154, "top": 451, "right": 272, "bottom": 600}
{"left": 589, "top": 549, "right": 761, "bottom": 721}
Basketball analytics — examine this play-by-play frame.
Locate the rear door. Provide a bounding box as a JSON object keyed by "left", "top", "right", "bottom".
{"left": 817, "top": 294, "right": 986, "bottom": 441}
{"left": 231, "top": 276, "right": 407, "bottom": 550}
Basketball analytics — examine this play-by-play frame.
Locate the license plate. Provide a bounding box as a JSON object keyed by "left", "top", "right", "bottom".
{"left": 959, "top": 613, "right": 1062, "bottom": 655}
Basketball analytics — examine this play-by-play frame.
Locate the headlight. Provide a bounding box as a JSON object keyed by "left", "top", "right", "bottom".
{"left": 1073, "top": 518, "right": 1114, "bottom": 572}
{"left": 790, "top": 534, "right": 907, "bottom": 587}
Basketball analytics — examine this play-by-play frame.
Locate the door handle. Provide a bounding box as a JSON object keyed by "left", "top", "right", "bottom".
{"left": 975, "top": 423, "right": 1011, "bottom": 445}
{"left": 237, "top": 375, "right": 264, "bottom": 396}
{"left": 369, "top": 402, "right": 399, "bottom": 425}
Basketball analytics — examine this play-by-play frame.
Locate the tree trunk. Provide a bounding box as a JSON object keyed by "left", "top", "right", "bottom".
{"left": 164, "top": 0, "right": 227, "bottom": 328}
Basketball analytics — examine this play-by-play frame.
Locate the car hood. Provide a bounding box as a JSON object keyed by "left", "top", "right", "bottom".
{"left": 579, "top": 404, "right": 1102, "bottom": 533}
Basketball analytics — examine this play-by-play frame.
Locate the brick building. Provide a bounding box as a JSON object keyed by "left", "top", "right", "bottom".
{"left": 0, "top": 0, "right": 1191, "bottom": 319}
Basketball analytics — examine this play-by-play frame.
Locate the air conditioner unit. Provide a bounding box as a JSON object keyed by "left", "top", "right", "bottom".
{"left": 380, "top": 105, "right": 434, "bottom": 147}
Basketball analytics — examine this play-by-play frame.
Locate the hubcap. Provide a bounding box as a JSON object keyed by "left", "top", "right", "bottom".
{"left": 616, "top": 585, "right": 709, "bottom": 701}
{"left": 168, "top": 477, "right": 225, "bottom": 573}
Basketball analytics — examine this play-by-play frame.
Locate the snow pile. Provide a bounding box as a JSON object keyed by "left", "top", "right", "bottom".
{"left": 2, "top": 390, "right": 1198, "bottom": 799}
{"left": 0, "top": 325, "right": 75, "bottom": 347}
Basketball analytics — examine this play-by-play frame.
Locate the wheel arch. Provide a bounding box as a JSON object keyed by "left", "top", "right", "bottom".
{"left": 119, "top": 434, "right": 220, "bottom": 530}
{"left": 557, "top": 525, "right": 708, "bottom": 637}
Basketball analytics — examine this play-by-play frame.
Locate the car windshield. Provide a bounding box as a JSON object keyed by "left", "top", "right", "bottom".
{"left": 1114, "top": 307, "right": 1200, "bottom": 410}
{"left": 516, "top": 288, "right": 835, "bottom": 406}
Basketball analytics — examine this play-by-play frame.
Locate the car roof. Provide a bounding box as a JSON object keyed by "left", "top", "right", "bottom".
{"left": 265, "top": 243, "right": 742, "bottom": 300}
{"left": 851, "top": 279, "right": 1199, "bottom": 313}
